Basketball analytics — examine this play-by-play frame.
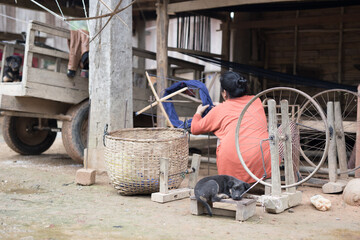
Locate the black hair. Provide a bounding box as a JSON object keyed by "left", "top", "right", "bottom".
{"left": 220, "top": 71, "right": 248, "bottom": 98}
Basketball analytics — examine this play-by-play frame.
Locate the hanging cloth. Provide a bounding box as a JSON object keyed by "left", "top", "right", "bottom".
{"left": 162, "top": 80, "right": 214, "bottom": 129}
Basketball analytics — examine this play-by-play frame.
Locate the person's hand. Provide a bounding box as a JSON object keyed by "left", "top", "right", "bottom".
{"left": 196, "top": 104, "right": 209, "bottom": 115}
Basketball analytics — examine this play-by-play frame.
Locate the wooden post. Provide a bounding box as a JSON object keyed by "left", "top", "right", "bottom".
{"left": 356, "top": 85, "right": 360, "bottom": 178}
{"left": 334, "top": 101, "right": 348, "bottom": 178}
{"left": 337, "top": 7, "right": 344, "bottom": 84}
{"left": 221, "top": 17, "right": 230, "bottom": 73}
{"left": 327, "top": 102, "right": 337, "bottom": 182}
{"left": 188, "top": 154, "right": 201, "bottom": 189}
{"left": 156, "top": 0, "right": 169, "bottom": 127}
{"left": 87, "top": 0, "right": 133, "bottom": 170}
{"left": 22, "top": 23, "right": 36, "bottom": 85}
{"left": 159, "top": 157, "right": 169, "bottom": 194}
{"left": 268, "top": 99, "right": 281, "bottom": 197}
{"left": 293, "top": 10, "right": 299, "bottom": 75}
{"left": 280, "top": 100, "right": 296, "bottom": 193}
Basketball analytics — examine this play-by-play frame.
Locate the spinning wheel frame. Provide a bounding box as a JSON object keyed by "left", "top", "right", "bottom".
{"left": 235, "top": 87, "right": 330, "bottom": 189}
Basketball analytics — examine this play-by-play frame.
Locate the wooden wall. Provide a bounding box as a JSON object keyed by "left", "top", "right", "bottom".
{"left": 238, "top": 5, "right": 360, "bottom": 94}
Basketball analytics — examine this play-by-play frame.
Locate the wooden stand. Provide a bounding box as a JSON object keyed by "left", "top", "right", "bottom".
{"left": 262, "top": 100, "right": 302, "bottom": 214}
{"left": 190, "top": 196, "right": 257, "bottom": 221}
{"left": 322, "top": 101, "right": 348, "bottom": 193}
{"left": 151, "top": 154, "right": 201, "bottom": 203}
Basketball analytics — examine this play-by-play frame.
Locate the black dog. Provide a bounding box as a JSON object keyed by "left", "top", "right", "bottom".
{"left": 3, "top": 55, "right": 22, "bottom": 82}
{"left": 194, "top": 175, "right": 250, "bottom": 217}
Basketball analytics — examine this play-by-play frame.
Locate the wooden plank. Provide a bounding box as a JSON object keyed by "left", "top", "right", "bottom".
{"left": 29, "top": 45, "right": 69, "bottom": 60}
{"left": 26, "top": 68, "right": 88, "bottom": 91}
{"left": 22, "top": 25, "right": 35, "bottom": 85}
{"left": 280, "top": 100, "right": 296, "bottom": 193}
{"left": 0, "top": 95, "right": 70, "bottom": 115}
{"left": 334, "top": 102, "right": 349, "bottom": 179}
{"left": 188, "top": 153, "right": 201, "bottom": 189}
{"left": 168, "top": 47, "right": 223, "bottom": 58}
{"left": 299, "top": 120, "right": 357, "bottom": 133}
{"left": 1, "top": 110, "right": 72, "bottom": 121}
{"left": 25, "top": 82, "right": 88, "bottom": 104}
{"left": 0, "top": 83, "right": 25, "bottom": 96}
{"left": 30, "top": 21, "right": 70, "bottom": 39}
{"left": 268, "top": 99, "right": 281, "bottom": 197}
{"left": 327, "top": 102, "right": 337, "bottom": 183}
{"left": 168, "top": 0, "right": 295, "bottom": 14}
{"left": 159, "top": 157, "right": 169, "bottom": 194}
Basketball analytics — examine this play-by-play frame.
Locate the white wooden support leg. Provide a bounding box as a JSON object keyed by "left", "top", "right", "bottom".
{"left": 152, "top": 155, "right": 199, "bottom": 203}
{"left": 327, "top": 102, "right": 337, "bottom": 183}
{"left": 280, "top": 100, "right": 296, "bottom": 193}
{"left": 322, "top": 102, "right": 346, "bottom": 193}
{"left": 159, "top": 157, "right": 169, "bottom": 194}
{"left": 267, "top": 99, "right": 281, "bottom": 197}
{"left": 334, "top": 101, "right": 349, "bottom": 179}
{"left": 188, "top": 154, "right": 201, "bottom": 189}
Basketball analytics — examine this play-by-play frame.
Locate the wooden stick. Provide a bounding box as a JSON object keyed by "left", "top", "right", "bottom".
{"left": 135, "top": 87, "right": 188, "bottom": 116}
{"left": 178, "top": 93, "right": 202, "bottom": 103}
{"left": 145, "top": 72, "right": 174, "bottom": 128}
{"left": 98, "top": 0, "right": 128, "bottom": 28}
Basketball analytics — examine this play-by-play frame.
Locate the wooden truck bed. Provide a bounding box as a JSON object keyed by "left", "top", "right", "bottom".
{"left": 0, "top": 21, "right": 88, "bottom": 105}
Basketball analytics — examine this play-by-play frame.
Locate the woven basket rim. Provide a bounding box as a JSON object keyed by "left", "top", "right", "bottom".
{"left": 105, "top": 127, "right": 188, "bottom": 142}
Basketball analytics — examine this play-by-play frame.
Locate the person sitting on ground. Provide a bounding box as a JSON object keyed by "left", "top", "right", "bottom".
{"left": 190, "top": 71, "right": 272, "bottom": 183}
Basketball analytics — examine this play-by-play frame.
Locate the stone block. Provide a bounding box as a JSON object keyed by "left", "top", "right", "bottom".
{"left": 322, "top": 181, "right": 347, "bottom": 194}
{"left": 75, "top": 168, "right": 96, "bottom": 186}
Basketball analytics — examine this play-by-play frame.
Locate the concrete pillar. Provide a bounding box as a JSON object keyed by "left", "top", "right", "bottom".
{"left": 87, "top": 0, "right": 133, "bottom": 170}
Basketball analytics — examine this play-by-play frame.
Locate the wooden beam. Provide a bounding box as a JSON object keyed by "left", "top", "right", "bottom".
{"left": 132, "top": 47, "right": 205, "bottom": 72}
{"left": 168, "top": 0, "right": 299, "bottom": 14}
{"left": 168, "top": 47, "right": 223, "bottom": 59}
{"left": 231, "top": 13, "right": 360, "bottom": 30}
{"left": 0, "top": 0, "right": 86, "bottom": 18}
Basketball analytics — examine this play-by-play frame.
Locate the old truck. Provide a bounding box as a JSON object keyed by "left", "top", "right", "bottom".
{"left": 0, "top": 21, "right": 203, "bottom": 164}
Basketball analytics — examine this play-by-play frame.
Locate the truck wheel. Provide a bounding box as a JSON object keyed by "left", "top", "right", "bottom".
{"left": 2, "top": 116, "right": 57, "bottom": 155}
{"left": 62, "top": 100, "right": 89, "bottom": 164}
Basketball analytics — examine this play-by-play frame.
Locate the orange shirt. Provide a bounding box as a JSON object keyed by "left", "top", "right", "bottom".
{"left": 191, "top": 95, "right": 271, "bottom": 183}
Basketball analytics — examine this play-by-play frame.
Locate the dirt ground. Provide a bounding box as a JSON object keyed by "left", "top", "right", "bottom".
{"left": 1, "top": 133, "right": 360, "bottom": 240}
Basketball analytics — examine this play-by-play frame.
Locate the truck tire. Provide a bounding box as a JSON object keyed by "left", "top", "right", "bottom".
{"left": 62, "top": 100, "right": 89, "bottom": 164}
{"left": 2, "top": 116, "right": 57, "bottom": 155}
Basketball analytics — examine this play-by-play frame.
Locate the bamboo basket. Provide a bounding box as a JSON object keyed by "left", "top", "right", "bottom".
{"left": 104, "top": 128, "right": 189, "bottom": 195}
